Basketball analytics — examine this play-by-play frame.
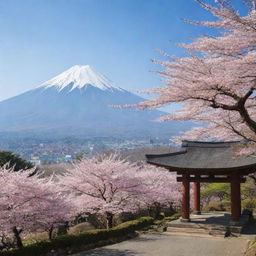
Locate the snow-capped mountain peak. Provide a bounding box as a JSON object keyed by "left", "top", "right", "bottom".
{"left": 41, "top": 65, "right": 120, "bottom": 91}
{"left": 0, "top": 65, "right": 192, "bottom": 138}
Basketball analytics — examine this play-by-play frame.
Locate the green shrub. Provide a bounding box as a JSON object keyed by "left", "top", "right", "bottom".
{"left": 0, "top": 217, "right": 154, "bottom": 256}
{"left": 153, "top": 212, "right": 181, "bottom": 225}
{"left": 164, "top": 212, "right": 181, "bottom": 221}
{"left": 203, "top": 201, "right": 225, "bottom": 212}
{"left": 203, "top": 200, "right": 231, "bottom": 212}
{"left": 202, "top": 183, "right": 230, "bottom": 202}
{"left": 68, "top": 222, "right": 95, "bottom": 235}
{"left": 220, "top": 200, "right": 231, "bottom": 211}
{"left": 242, "top": 198, "right": 256, "bottom": 211}
{"left": 23, "top": 232, "right": 49, "bottom": 245}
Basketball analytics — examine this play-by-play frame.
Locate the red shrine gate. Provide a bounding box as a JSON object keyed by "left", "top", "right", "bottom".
{"left": 177, "top": 172, "right": 245, "bottom": 222}
{"left": 146, "top": 141, "right": 256, "bottom": 223}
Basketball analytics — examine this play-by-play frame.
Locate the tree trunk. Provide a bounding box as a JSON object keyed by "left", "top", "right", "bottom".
{"left": 57, "top": 222, "right": 69, "bottom": 236}
{"left": 168, "top": 203, "right": 175, "bottom": 216}
{"left": 48, "top": 225, "right": 54, "bottom": 240}
{"left": 154, "top": 203, "right": 162, "bottom": 219}
{"left": 12, "top": 227, "right": 23, "bottom": 248}
{"left": 106, "top": 212, "right": 113, "bottom": 229}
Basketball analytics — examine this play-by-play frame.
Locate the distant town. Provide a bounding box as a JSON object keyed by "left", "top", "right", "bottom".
{"left": 0, "top": 135, "right": 172, "bottom": 165}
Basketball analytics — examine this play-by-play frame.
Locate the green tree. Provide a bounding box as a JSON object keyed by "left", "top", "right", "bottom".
{"left": 0, "top": 151, "right": 34, "bottom": 172}
{"left": 74, "top": 153, "right": 85, "bottom": 161}
{"left": 202, "top": 180, "right": 256, "bottom": 203}
{"left": 202, "top": 183, "right": 230, "bottom": 203}
{"left": 241, "top": 177, "right": 256, "bottom": 199}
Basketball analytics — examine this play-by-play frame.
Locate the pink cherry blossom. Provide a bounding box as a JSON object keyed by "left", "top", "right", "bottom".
{"left": 58, "top": 154, "right": 181, "bottom": 228}
{"left": 0, "top": 166, "right": 73, "bottom": 247}
{"left": 58, "top": 154, "right": 147, "bottom": 228}
{"left": 127, "top": 0, "right": 256, "bottom": 155}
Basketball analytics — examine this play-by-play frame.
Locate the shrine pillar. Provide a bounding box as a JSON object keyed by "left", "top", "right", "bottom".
{"left": 193, "top": 177, "right": 201, "bottom": 215}
{"left": 181, "top": 173, "right": 190, "bottom": 221}
{"left": 230, "top": 174, "right": 241, "bottom": 223}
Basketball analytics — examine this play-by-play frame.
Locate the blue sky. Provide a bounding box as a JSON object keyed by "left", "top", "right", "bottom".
{"left": 0, "top": 0, "right": 246, "bottom": 102}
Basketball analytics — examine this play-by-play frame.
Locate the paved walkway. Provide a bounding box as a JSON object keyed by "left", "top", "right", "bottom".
{"left": 73, "top": 213, "right": 256, "bottom": 256}
{"left": 73, "top": 233, "right": 248, "bottom": 256}
{"left": 171, "top": 212, "right": 233, "bottom": 226}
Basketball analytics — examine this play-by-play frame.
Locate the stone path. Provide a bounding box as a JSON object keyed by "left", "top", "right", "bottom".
{"left": 73, "top": 233, "right": 248, "bottom": 256}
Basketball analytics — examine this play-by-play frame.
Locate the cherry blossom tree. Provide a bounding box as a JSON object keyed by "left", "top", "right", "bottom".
{"left": 31, "top": 186, "right": 74, "bottom": 240}
{"left": 58, "top": 154, "right": 182, "bottom": 227}
{"left": 0, "top": 166, "right": 73, "bottom": 248}
{"left": 58, "top": 154, "right": 146, "bottom": 229}
{"left": 137, "top": 165, "right": 180, "bottom": 218}
{"left": 131, "top": 0, "right": 256, "bottom": 155}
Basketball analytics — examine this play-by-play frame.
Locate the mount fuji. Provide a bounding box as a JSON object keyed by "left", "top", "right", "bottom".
{"left": 0, "top": 65, "right": 191, "bottom": 138}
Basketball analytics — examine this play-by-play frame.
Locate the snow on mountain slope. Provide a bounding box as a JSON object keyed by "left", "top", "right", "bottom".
{"left": 41, "top": 65, "right": 122, "bottom": 92}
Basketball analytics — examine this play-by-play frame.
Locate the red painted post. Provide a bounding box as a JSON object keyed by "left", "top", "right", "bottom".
{"left": 193, "top": 181, "right": 201, "bottom": 215}
{"left": 230, "top": 175, "right": 241, "bottom": 223}
{"left": 181, "top": 173, "right": 190, "bottom": 222}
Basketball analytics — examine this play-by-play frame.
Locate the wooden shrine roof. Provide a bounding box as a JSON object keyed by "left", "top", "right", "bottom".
{"left": 146, "top": 141, "right": 256, "bottom": 174}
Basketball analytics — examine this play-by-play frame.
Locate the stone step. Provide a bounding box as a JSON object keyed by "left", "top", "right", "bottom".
{"left": 166, "top": 222, "right": 226, "bottom": 231}
{"left": 166, "top": 226, "right": 228, "bottom": 237}
{"left": 167, "top": 227, "right": 209, "bottom": 234}
{"left": 209, "top": 229, "right": 229, "bottom": 237}
{"left": 229, "top": 226, "right": 243, "bottom": 234}
{"left": 165, "top": 231, "right": 214, "bottom": 238}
